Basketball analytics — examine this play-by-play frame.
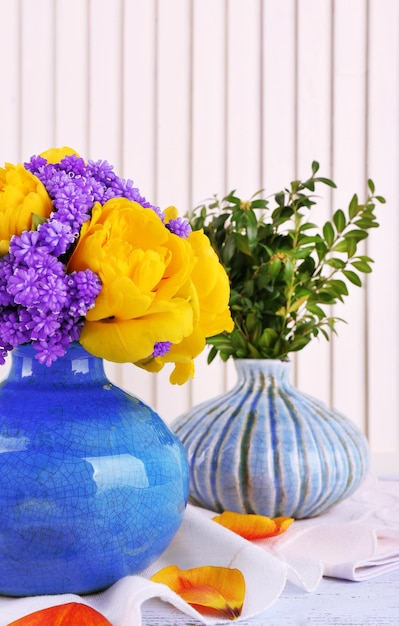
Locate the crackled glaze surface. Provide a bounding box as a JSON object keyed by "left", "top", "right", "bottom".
{"left": 172, "top": 359, "right": 369, "bottom": 519}
{"left": 0, "top": 343, "right": 189, "bottom": 596}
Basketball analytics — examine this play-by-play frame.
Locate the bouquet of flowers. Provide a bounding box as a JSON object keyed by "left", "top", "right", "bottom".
{"left": 0, "top": 147, "right": 233, "bottom": 384}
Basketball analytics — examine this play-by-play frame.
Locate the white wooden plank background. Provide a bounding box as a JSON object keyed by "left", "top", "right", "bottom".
{"left": 0, "top": 0, "right": 398, "bottom": 472}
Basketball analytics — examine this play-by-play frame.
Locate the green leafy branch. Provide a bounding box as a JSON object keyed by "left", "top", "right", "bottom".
{"left": 189, "top": 162, "right": 385, "bottom": 363}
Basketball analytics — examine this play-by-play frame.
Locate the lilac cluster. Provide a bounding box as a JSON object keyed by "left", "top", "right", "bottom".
{"left": 0, "top": 152, "right": 192, "bottom": 366}
{"left": 166, "top": 217, "right": 192, "bottom": 239}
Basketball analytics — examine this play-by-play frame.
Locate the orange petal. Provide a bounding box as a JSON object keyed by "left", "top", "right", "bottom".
{"left": 212, "top": 511, "right": 294, "bottom": 539}
{"left": 150, "top": 564, "right": 245, "bottom": 620}
{"left": 7, "top": 602, "right": 113, "bottom": 626}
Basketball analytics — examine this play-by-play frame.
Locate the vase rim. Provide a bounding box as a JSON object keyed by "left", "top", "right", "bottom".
{"left": 11, "top": 341, "right": 94, "bottom": 362}
{"left": 233, "top": 358, "right": 291, "bottom": 364}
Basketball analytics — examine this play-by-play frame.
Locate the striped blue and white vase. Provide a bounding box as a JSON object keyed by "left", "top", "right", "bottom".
{"left": 171, "top": 359, "right": 370, "bottom": 519}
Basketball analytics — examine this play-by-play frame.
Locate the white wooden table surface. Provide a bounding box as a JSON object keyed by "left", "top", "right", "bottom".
{"left": 141, "top": 568, "right": 399, "bottom": 626}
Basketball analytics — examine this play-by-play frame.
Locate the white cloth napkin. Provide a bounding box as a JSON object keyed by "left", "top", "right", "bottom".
{"left": 0, "top": 474, "right": 398, "bottom": 626}
{"left": 0, "top": 506, "right": 287, "bottom": 626}
{"left": 265, "top": 472, "right": 399, "bottom": 585}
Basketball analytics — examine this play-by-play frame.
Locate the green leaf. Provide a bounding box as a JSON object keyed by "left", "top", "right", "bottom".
{"left": 245, "top": 210, "right": 259, "bottom": 249}
{"left": 354, "top": 218, "right": 378, "bottom": 229}
{"left": 351, "top": 260, "right": 373, "bottom": 273}
{"left": 333, "top": 209, "right": 346, "bottom": 233}
{"left": 283, "top": 258, "right": 294, "bottom": 282}
{"left": 346, "top": 237, "right": 357, "bottom": 257}
{"left": 322, "top": 221, "right": 335, "bottom": 246}
{"left": 344, "top": 229, "right": 368, "bottom": 241}
{"left": 332, "top": 240, "right": 347, "bottom": 252}
{"left": 343, "top": 269, "right": 362, "bottom": 286}
{"left": 221, "top": 236, "right": 236, "bottom": 265}
{"left": 306, "top": 302, "right": 327, "bottom": 318}
{"left": 348, "top": 194, "right": 359, "bottom": 219}
{"left": 328, "top": 279, "right": 349, "bottom": 296}
{"left": 325, "top": 257, "right": 346, "bottom": 269}
{"left": 269, "top": 258, "right": 282, "bottom": 279}
{"left": 250, "top": 199, "right": 268, "bottom": 209}
{"left": 311, "top": 161, "right": 320, "bottom": 174}
{"left": 314, "top": 176, "right": 337, "bottom": 188}
{"left": 259, "top": 328, "right": 278, "bottom": 349}
{"left": 234, "top": 233, "right": 252, "bottom": 256}
{"left": 206, "top": 345, "right": 218, "bottom": 364}
{"left": 31, "top": 213, "right": 46, "bottom": 230}
{"left": 274, "top": 192, "right": 285, "bottom": 207}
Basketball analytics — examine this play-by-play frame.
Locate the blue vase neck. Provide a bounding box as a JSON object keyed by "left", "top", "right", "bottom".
{"left": 234, "top": 358, "right": 292, "bottom": 385}
{"left": 7, "top": 342, "right": 107, "bottom": 384}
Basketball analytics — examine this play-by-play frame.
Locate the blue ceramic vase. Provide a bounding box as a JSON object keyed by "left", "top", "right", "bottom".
{"left": 0, "top": 343, "right": 189, "bottom": 596}
{"left": 172, "top": 359, "right": 369, "bottom": 519}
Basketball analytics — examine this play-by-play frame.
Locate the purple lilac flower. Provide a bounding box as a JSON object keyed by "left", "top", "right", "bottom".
{"left": 9, "top": 231, "right": 48, "bottom": 265}
{"left": 34, "top": 337, "right": 71, "bottom": 366}
{"left": 68, "top": 270, "right": 102, "bottom": 316}
{"left": 0, "top": 342, "right": 12, "bottom": 366}
{"left": 57, "top": 154, "right": 86, "bottom": 176}
{"left": 38, "top": 220, "right": 75, "bottom": 257}
{"left": 28, "top": 312, "right": 61, "bottom": 341}
{"left": 152, "top": 341, "right": 172, "bottom": 357}
{"left": 7, "top": 267, "right": 40, "bottom": 306}
{"left": 166, "top": 217, "right": 192, "bottom": 239}
{"left": 0, "top": 310, "right": 27, "bottom": 347}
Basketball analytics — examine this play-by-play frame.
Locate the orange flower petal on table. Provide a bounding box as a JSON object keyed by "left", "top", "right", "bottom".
{"left": 6, "top": 602, "right": 113, "bottom": 626}
{"left": 212, "top": 511, "right": 294, "bottom": 540}
{"left": 150, "top": 564, "right": 245, "bottom": 620}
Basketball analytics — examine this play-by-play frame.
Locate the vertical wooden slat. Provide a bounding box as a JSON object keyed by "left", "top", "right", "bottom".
{"left": 367, "top": 0, "right": 399, "bottom": 461}
{"left": 87, "top": 0, "right": 123, "bottom": 167}
{"left": 122, "top": 0, "right": 157, "bottom": 195}
{"left": 329, "top": 0, "right": 368, "bottom": 430}
{"left": 295, "top": 0, "right": 333, "bottom": 406}
{"left": 54, "top": 0, "right": 89, "bottom": 154}
{"left": 262, "top": 0, "right": 297, "bottom": 191}
{"left": 0, "top": 1, "right": 20, "bottom": 163}
{"left": 19, "top": 0, "right": 55, "bottom": 157}
{"left": 225, "top": 0, "right": 262, "bottom": 195}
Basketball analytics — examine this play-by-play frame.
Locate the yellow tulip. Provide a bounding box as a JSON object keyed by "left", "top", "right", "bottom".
{"left": 0, "top": 163, "right": 52, "bottom": 254}
{"left": 68, "top": 198, "right": 233, "bottom": 383}
{"left": 68, "top": 198, "right": 197, "bottom": 363}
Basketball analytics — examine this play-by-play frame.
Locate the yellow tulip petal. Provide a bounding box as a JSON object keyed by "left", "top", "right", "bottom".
{"left": 163, "top": 205, "right": 179, "bottom": 222}
{"left": 0, "top": 163, "right": 52, "bottom": 244}
{"left": 212, "top": 511, "right": 294, "bottom": 540}
{"left": 85, "top": 277, "right": 153, "bottom": 321}
{"left": 150, "top": 564, "right": 245, "bottom": 620}
{"left": 169, "top": 361, "right": 195, "bottom": 385}
{"left": 80, "top": 301, "right": 194, "bottom": 363}
{"left": 137, "top": 326, "right": 205, "bottom": 384}
{"left": 40, "top": 146, "right": 80, "bottom": 163}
